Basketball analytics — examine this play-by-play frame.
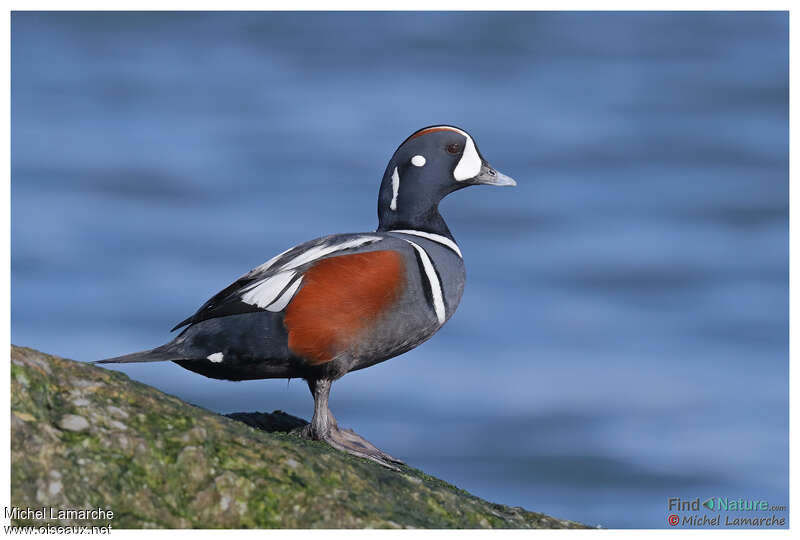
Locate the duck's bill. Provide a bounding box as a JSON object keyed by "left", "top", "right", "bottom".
{"left": 472, "top": 162, "right": 517, "bottom": 187}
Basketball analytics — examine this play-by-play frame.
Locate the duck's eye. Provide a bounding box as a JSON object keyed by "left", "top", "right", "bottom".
{"left": 446, "top": 143, "right": 461, "bottom": 154}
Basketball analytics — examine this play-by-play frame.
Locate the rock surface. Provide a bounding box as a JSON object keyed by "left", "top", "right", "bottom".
{"left": 10, "top": 345, "right": 588, "bottom": 529}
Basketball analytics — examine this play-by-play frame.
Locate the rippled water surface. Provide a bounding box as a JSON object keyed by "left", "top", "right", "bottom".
{"left": 11, "top": 12, "right": 788, "bottom": 528}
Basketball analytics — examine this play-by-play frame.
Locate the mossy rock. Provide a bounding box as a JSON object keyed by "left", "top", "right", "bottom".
{"left": 10, "top": 345, "right": 587, "bottom": 529}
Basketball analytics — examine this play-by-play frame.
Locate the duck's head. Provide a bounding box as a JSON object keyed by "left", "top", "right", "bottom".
{"left": 377, "top": 125, "right": 516, "bottom": 237}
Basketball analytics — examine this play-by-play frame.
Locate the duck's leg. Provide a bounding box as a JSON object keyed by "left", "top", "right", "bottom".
{"left": 297, "top": 378, "right": 405, "bottom": 470}
{"left": 305, "top": 378, "right": 334, "bottom": 440}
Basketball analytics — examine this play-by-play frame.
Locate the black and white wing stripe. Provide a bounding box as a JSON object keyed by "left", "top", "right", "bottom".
{"left": 171, "top": 235, "right": 383, "bottom": 331}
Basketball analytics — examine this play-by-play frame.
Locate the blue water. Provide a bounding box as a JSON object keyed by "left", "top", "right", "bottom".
{"left": 11, "top": 12, "right": 788, "bottom": 528}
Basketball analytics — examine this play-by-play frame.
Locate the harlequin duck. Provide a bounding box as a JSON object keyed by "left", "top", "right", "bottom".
{"left": 97, "top": 125, "right": 516, "bottom": 468}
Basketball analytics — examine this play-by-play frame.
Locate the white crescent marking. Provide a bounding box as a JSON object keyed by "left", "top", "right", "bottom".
{"left": 389, "top": 229, "right": 462, "bottom": 258}
{"left": 403, "top": 239, "right": 446, "bottom": 325}
{"left": 453, "top": 135, "right": 481, "bottom": 181}
{"left": 414, "top": 125, "right": 481, "bottom": 182}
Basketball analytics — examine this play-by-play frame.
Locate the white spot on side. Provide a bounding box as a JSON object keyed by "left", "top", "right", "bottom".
{"left": 390, "top": 166, "right": 400, "bottom": 211}
{"left": 403, "top": 240, "right": 446, "bottom": 324}
{"left": 389, "top": 229, "right": 463, "bottom": 258}
{"left": 266, "top": 276, "right": 304, "bottom": 312}
{"left": 279, "top": 236, "right": 383, "bottom": 271}
{"left": 453, "top": 135, "right": 482, "bottom": 181}
{"left": 207, "top": 352, "right": 224, "bottom": 363}
{"left": 411, "top": 155, "right": 426, "bottom": 167}
{"left": 240, "top": 270, "right": 296, "bottom": 308}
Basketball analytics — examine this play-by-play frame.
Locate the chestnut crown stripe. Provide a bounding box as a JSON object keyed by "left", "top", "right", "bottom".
{"left": 408, "top": 126, "right": 467, "bottom": 140}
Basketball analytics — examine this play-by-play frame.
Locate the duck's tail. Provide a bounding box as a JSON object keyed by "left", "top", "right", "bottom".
{"left": 94, "top": 348, "right": 183, "bottom": 364}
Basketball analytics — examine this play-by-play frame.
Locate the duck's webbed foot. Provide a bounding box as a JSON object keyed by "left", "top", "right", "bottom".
{"left": 297, "top": 378, "right": 405, "bottom": 470}
{"left": 296, "top": 420, "right": 405, "bottom": 470}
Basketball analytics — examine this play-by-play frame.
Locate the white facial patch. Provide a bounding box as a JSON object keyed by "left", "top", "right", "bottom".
{"left": 207, "top": 352, "right": 224, "bottom": 363}
{"left": 415, "top": 125, "right": 482, "bottom": 182}
{"left": 390, "top": 166, "right": 400, "bottom": 211}
{"left": 453, "top": 135, "right": 482, "bottom": 181}
{"left": 411, "top": 155, "right": 426, "bottom": 167}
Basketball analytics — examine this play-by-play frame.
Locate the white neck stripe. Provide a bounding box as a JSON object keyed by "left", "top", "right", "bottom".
{"left": 389, "top": 230, "right": 462, "bottom": 258}
{"left": 390, "top": 166, "right": 400, "bottom": 211}
{"left": 403, "top": 239, "right": 446, "bottom": 325}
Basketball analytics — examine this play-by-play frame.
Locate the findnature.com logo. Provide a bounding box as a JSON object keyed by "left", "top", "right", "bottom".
{"left": 666, "top": 497, "right": 787, "bottom": 528}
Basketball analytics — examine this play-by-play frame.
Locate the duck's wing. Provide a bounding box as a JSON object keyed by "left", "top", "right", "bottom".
{"left": 170, "top": 233, "right": 388, "bottom": 331}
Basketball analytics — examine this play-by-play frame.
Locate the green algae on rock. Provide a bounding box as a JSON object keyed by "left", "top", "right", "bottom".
{"left": 10, "top": 345, "right": 588, "bottom": 529}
